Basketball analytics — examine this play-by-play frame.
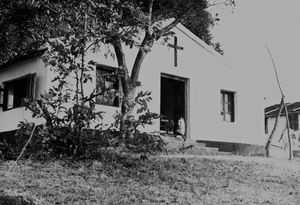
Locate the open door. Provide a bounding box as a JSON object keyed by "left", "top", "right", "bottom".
{"left": 160, "top": 74, "right": 188, "bottom": 137}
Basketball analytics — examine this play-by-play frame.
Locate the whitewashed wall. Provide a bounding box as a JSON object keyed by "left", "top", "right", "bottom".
{"left": 86, "top": 24, "right": 266, "bottom": 145}
{"left": 266, "top": 115, "right": 300, "bottom": 138}
{"left": 0, "top": 58, "right": 47, "bottom": 132}
{"left": 0, "top": 24, "right": 266, "bottom": 146}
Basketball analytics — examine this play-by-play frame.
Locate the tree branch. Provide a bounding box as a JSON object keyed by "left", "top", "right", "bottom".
{"left": 154, "top": 4, "right": 196, "bottom": 39}
{"left": 130, "top": 0, "right": 154, "bottom": 84}
{"left": 145, "top": 0, "right": 154, "bottom": 37}
{"left": 207, "top": 0, "right": 233, "bottom": 9}
{"left": 148, "top": 0, "right": 154, "bottom": 25}
{"left": 155, "top": 0, "right": 233, "bottom": 39}
{"left": 130, "top": 47, "right": 147, "bottom": 83}
{"left": 84, "top": 86, "right": 113, "bottom": 103}
{"left": 85, "top": 37, "right": 104, "bottom": 52}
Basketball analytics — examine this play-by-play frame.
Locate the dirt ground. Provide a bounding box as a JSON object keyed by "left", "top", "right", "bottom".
{"left": 0, "top": 155, "right": 299, "bottom": 204}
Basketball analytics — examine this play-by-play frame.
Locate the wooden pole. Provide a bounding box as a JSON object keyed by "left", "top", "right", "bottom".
{"left": 265, "top": 47, "right": 292, "bottom": 160}
{"left": 16, "top": 124, "right": 37, "bottom": 163}
{"left": 265, "top": 98, "right": 284, "bottom": 157}
{"left": 282, "top": 99, "right": 292, "bottom": 160}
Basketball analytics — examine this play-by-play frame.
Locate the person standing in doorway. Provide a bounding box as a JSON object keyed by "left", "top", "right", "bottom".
{"left": 176, "top": 116, "right": 186, "bottom": 141}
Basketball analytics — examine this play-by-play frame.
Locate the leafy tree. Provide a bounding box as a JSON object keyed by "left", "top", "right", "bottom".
{"left": 18, "top": 35, "right": 105, "bottom": 157}
{"left": 1, "top": 0, "right": 234, "bottom": 141}
{"left": 0, "top": 0, "right": 55, "bottom": 64}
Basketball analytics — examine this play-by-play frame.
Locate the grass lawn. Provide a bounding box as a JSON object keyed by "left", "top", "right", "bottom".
{"left": 0, "top": 154, "right": 299, "bottom": 204}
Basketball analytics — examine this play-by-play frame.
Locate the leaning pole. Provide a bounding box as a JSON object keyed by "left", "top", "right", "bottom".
{"left": 265, "top": 47, "right": 292, "bottom": 160}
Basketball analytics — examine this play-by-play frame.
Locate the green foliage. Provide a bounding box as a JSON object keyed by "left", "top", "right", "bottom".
{"left": 0, "top": 0, "right": 233, "bottom": 65}
{"left": 18, "top": 90, "right": 164, "bottom": 158}
{"left": 2, "top": 0, "right": 235, "bottom": 159}
{"left": 212, "top": 42, "right": 224, "bottom": 55}
{"left": 113, "top": 90, "right": 165, "bottom": 156}
{"left": 16, "top": 17, "right": 106, "bottom": 157}
{"left": 18, "top": 100, "right": 104, "bottom": 158}
{"left": 0, "top": 126, "right": 44, "bottom": 160}
{"left": 0, "top": 0, "right": 56, "bottom": 65}
{"left": 123, "top": 132, "right": 166, "bottom": 156}
{"left": 12, "top": 0, "right": 166, "bottom": 159}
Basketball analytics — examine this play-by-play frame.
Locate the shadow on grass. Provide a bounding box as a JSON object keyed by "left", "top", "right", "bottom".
{"left": 0, "top": 194, "right": 34, "bottom": 205}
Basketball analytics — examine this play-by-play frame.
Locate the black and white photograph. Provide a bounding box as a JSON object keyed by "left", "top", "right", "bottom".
{"left": 0, "top": 0, "right": 299, "bottom": 204}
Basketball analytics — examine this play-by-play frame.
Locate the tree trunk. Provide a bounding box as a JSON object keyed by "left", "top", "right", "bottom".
{"left": 112, "top": 39, "right": 147, "bottom": 135}
{"left": 113, "top": 39, "right": 149, "bottom": 111}
{"left": 265, "top": 98, "right": 284, "bottom": 157}
{"left": 131, "top": 48, "right": 147, "bottom": 84}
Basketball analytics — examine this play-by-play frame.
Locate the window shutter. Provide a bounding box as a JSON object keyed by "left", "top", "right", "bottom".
{"left": 0, "top": 84, "right": 4, "bottom": 110}
{"left": 1, "top": 73, "right": 36, "bottom": 111}
{"left": 2, "top": 83, "right": 8, "bottom": 111}
{"left": 27, "top": 73, "right": 36, "bottom": 100}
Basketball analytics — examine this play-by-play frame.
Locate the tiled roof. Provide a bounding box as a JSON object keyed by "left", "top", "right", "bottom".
{"left": 265, "top": 102, "right": 300, "bottom": 117}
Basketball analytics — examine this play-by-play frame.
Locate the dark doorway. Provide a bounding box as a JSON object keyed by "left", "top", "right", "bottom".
{"left": 160, "top": 74, "right": 187, "bottom": 135}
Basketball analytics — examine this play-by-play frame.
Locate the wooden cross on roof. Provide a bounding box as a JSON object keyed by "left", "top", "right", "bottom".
{"left": 168, "top": 36, "right": 184, "bottom": 67}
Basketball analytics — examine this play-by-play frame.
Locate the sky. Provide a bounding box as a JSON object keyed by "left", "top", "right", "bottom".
{"left": 210, "top": 0, "right": 300, "bottom": 106}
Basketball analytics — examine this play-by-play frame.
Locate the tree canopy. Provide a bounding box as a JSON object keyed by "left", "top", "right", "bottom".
{"left": 0, "top": 0, "right": 233, "bottom": 65}
{"left": 0, "top": 0, "right": 234, "bottom": 120}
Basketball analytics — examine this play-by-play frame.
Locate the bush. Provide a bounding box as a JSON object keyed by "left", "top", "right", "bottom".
{"left": 111, "top": 91, "right": 166, "bottom": 158}
{"left": 14, "top": 90, "right": 166, "bottom": 160}
{"left": 0, "top": 128, "right": 44, "bottom": 160}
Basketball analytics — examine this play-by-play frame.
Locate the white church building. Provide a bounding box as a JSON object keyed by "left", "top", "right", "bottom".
{"left": 0, "top": 23, "right": 266, "bottom": 152}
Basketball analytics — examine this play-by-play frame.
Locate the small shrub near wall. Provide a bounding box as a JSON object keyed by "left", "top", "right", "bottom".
{"left": 0, "top": 129, "right": 43, "bottom": 160}
{"left": 0, "top": 127, "right": 166, "bottom": 160}
{"left": 0, "top": 128, "right": 110, "bottom": 160}
{"left": 1, "top": 88, "right": 165, "bottom": 160}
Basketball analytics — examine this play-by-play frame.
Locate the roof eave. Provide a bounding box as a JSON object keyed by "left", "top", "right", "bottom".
{"left": 0, "top": 49, "right": 47, "bottom": 71}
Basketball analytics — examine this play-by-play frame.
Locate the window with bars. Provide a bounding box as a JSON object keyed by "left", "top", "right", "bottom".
{"left": 1, "top": 73, "right": 36, "bottom": 111}
{"left": 96, "top": 65, "right": 119, "bottom": 107}
{"left": 220, "top": 90, "right": 235, "bottom": 122}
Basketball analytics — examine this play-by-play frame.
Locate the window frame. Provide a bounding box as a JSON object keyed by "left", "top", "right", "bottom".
{"left": 220, "top": 90, "right": 235, "bottom": 122}
{"left": 2, "top": 73, "right": 36, "bottom": 111}
{"left": 95, "top": 64, "right": 120, "bottom": 107}
{"left": 288, "top": 113, "right": 299, "bottom": 131}
{"left": 0, "top": 84, "right": 4, "bottom": 111}
{"left": 265, "top": 117, "right": 268, "bottom": 134}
